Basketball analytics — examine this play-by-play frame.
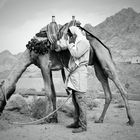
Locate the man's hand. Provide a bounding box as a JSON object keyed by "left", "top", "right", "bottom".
{"left": 66, "top": 35, "right": 76, "bottom": 46}
{"left": 69, "top": 37, "right": 74, "bottom": 44}
{"left": 69, "top": 34, "right": 77, "bottom": 44}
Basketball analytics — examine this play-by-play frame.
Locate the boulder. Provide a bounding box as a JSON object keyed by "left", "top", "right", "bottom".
{"left": 5, "top": 94, "right": 30, "bottom": 115}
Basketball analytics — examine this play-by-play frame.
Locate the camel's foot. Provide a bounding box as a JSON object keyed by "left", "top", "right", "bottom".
{"left": 126, "top": 119, "right": 135, "bottom": 126}
{"left": 49, "top": 116, "right": 58, "bottom": 123}
{"left": 94, "top": 118, "right": 103, "bottom": 123}
{"left": 44, "top": 113, "right": 58, "bottom": 123}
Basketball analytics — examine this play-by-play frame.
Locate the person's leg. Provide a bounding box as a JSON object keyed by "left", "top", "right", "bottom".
{"left": 67, "top": 90, "right": 80, "bottom": 128}
{"left": 72, "top": 91, "right": 87, "bottom": 133}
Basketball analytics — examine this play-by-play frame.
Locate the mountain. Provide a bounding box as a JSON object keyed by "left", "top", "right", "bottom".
{"left": 0, "top": 50, "right": 18, "bottom": 72}
{"left": 92, "top": 7, "right": 140, "bottom": 62}
{"left": 0, "top": 8, "right": 140, "bottom": 95}
{"left": 0, "top": 7, "right": 140, "bottom": 72}
{"left": 0, "top": 50, "right": 41, "bottom": 79}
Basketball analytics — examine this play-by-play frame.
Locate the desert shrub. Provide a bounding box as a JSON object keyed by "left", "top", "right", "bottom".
{"left": 113, "top": 98, "right": 125, "bottom": 108}
{"left": 86, "top": 98, "right": 99, "bottom": 110}
{"left": 30, "top": 98, "right": 46, "bottom": 119}
{"left": 30, "top": 97, "right": 59, "bottom": 123}
{"left": 57, "top": 99, "right": 74, "bottom": 117}
{"left": 125, "top": 83, "right": 130, "bottom": 89}
{"left": 85, "top": 94, "right": 99, "bottom": 110}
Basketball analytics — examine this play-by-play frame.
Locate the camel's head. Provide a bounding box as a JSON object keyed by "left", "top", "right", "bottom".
{"left": 56, "top": 20, "right": 81, "bottom": 51}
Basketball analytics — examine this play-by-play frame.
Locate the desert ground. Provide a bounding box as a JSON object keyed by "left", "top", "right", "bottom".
{"left": 0, "top": 64, "right": 140, "bottom": 140}
{"left": 0, "top": 98, "right": 140, "bottom": 140}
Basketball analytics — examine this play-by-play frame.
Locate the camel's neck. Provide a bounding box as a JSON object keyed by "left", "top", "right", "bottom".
{"left": 49, "top": 49, "right": 70, "bottom": 70}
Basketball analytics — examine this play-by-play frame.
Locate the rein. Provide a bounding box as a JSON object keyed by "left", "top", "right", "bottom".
{"left": 78, "top": 25, "right": 113, "bottom": 59}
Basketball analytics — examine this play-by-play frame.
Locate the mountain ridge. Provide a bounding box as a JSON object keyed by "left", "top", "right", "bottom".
{"left": 91, "top": 7, "right": 140, "bottom": 61}
{"left": 0, "top": 7, "right": 140, "bottom": 68}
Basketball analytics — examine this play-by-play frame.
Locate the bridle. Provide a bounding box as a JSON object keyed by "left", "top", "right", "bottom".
{"left": 77, "top": 25, "right": 112, "bottom": 58}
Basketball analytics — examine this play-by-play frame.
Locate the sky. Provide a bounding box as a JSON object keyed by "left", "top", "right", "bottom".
{"left": 0, "top": 0, "right": 140, "bottom": 54}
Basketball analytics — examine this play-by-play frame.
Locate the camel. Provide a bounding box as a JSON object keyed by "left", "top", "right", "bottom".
{"left": 0, "top": 18, "right": 134, "bottom": 126}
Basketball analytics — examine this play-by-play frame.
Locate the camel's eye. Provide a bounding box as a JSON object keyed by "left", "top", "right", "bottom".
{"left": 86, "top": 32, "right": 91, "bottom": 37}
{"left": 67, "top": 29, "right": 73, "bottom": 38}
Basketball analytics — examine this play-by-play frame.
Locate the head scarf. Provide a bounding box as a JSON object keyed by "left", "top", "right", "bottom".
{"left": 69, "top": 26, "right": 86, "bottom": 43}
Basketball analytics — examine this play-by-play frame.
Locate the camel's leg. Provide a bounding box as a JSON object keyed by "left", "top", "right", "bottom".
{"left": 61, "top": 68, "right": 70, "bottom": 95}
{"left": 39, "top": 55, "right": 56, "bottom": 122}
{"left": 0, "top": 49, "right": 32, "bottom": 114}
{"left": 94, "top": 63, "right": 112, "bottom": 123}
{"left": 98, "top": 59, "right": 135, "bottom": 126}
{"left": 50, "top": 71, "right": 58, "bottom": 122}
{"left": 61, "top": 68, "right": 66, "bottom": 83}
{"left": 108, "top": 70, "right": 135, "bottom": 126}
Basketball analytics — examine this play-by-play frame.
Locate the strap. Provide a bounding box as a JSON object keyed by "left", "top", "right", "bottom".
{"left": 78, "top": 25, "right": 112, "bottom": 59}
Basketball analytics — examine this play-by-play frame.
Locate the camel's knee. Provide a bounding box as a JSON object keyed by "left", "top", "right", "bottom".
{"left": 113, "top": 77, "right": 128, "bottom": 96}
{"left": 105, "top": 95, "right": 112, "bottom": 104}
{"left": 105, "top": 68, "right": 116, "bottom": 80}
{"left": 121, "top": 92, "right": 128, "bottom": 100}
{"left": 44, "top": 92, "right": 51, "bottom": 100}
{"left": 102, "top": 63, "right": 116, "bottom": 79}
{"left": 51, "top": 93, "right": 56, "bottom": 104}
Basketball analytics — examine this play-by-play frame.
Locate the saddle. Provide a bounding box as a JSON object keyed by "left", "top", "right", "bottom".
{"left": 46, "top": 21, "right": 61, "bottom": 50}
{"left": 26, "top": 21, "right": 61, "bottom": 54}
{"left": 26, "top": 20, "right": 81, "bottom": 54}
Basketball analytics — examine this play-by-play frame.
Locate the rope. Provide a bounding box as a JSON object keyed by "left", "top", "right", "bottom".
{"left": 10, "top": 91, "right": 72, "bottom": 125}
{"left": 77, "top": 25, "right": 113, "bottom": 59}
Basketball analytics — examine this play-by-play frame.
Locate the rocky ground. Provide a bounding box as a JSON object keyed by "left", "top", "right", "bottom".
{"left": 0, "top": 97, "right": 140, "bottom": 140}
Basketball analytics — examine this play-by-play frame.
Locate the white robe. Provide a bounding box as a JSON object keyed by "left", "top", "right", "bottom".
{"left": 66, "top": 38, "right": 90, "bottom": 92}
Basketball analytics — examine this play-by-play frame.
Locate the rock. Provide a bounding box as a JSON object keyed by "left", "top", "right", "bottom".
{"left": 5, "top": 94, "right": 30, "bottom": 115}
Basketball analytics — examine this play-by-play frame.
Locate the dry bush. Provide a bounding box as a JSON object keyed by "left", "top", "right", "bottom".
{"left": 30, "top": 97, "right": 58, "bottom": 123}
{"left": 85, "top": 92, "right": 99, "bottom": 110}
{"left": 30, "top": 98, "right": 46, "bottom": 119}
{"left": 86, "top": 97, "right": 99, "bottom": 110}
{"left": 113, "top": 98, "right": 125, "bottom": 108}
{"left": 57, "top": 99, "right": 74, "bottom": 118}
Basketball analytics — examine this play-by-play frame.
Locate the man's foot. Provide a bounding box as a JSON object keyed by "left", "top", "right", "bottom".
{"left": 72, "top": 127, "right": 87, "bottom": 133}
{"left": 66, "top": 122, "right": 79, "bottom": 128}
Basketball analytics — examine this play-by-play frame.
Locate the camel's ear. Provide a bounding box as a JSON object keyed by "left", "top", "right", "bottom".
{"left": 67, "top": 29, "right": 73, "bottom": 38}
{"left": 81, "top": 30, "right": 86, "bottom": 36}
